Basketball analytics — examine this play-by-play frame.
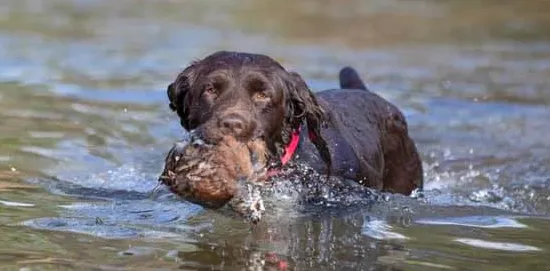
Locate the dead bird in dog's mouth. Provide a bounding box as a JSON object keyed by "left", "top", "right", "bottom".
{"left": 158, "top": 133, "right": 270, "bottom": 224}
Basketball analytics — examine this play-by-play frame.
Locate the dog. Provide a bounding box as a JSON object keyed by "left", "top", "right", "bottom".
{"left": 165, "top": 51, "right": 423, "bottom": 201}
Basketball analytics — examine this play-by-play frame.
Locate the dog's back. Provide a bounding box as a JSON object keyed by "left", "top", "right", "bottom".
{"left": 297, "top": 67, "right": 423, "bottom": 194}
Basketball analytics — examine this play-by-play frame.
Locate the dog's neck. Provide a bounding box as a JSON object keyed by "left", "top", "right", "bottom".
{"left": 265, "top": 127, "right": 301, "bottom": 178}
{"left": 268, "top": 124, "right": 324, "bottom": 178}
{"left": 280, "top": 127, "right": 301, "bottom": 165}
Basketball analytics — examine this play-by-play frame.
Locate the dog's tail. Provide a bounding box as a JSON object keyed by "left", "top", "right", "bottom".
{"left": 339, "top": 66, "right": 368, "bottom": 91}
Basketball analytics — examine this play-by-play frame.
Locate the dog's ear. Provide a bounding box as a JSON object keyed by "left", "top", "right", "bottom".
{"left": 284, "top": 71, "right": 332, "bottom": 173}
{"left": 167, "top": 65, "right": 197, "bottom": 130}
{"left": 167, "top": 82, "right": 179, "bottom": 111}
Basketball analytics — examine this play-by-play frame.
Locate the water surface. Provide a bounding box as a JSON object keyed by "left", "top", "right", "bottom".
{"left": 1, "top": 0, "right": 550, "bottom": 270}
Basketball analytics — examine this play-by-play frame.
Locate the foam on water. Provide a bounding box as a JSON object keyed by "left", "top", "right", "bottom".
{"left": 454, "top": 238, "right": 541, "bottom": 252}
{"left": 416, "top": 215, "right": 529, "bottom": 229}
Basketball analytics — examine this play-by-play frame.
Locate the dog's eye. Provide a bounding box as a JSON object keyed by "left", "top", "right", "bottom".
{"left": 204, "top": 85, "right": 216, "bottom": 95}
{"left": 253, "top": 92, "right": 270, "bottom": 102}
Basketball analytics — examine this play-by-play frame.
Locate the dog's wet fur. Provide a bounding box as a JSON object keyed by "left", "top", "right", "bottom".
{"left": 160, "top": 51, "right": 423, "bottom": 222}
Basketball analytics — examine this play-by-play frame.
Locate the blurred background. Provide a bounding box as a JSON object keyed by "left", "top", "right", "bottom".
{"left": 1, "top": 0, "right": 549, "bottom": 270}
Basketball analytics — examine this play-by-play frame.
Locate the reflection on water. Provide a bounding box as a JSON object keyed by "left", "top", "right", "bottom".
{"left": 1, "top": 0, "right": 550, "bottom": 270}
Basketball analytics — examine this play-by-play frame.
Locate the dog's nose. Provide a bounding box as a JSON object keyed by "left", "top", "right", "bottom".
{"left": 220, "top": 114, "right": 246, "bottom": 136}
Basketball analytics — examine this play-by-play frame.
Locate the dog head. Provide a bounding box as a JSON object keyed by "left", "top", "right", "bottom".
{"left": 167, "top": 51, "right": 331, "bottom": 167}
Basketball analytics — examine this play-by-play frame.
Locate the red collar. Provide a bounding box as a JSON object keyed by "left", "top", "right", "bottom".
{"left": 280, "top": 128, "right": 301, "bottom": 166}
{"left": 265, "top": 127, "right": 301, "bottom": 178}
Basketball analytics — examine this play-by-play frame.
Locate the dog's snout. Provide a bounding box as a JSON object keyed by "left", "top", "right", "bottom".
{"left": 220, "top": 114, "right": 247, "bottom": 136}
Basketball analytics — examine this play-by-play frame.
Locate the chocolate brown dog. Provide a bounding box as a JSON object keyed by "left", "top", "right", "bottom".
{"left": 165, "top": 51, "right": 423, "bottom": 207}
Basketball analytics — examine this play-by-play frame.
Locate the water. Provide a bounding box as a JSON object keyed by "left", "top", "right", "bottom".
{"left": 1, "top": 0, "right": 549, "bottom": 270}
